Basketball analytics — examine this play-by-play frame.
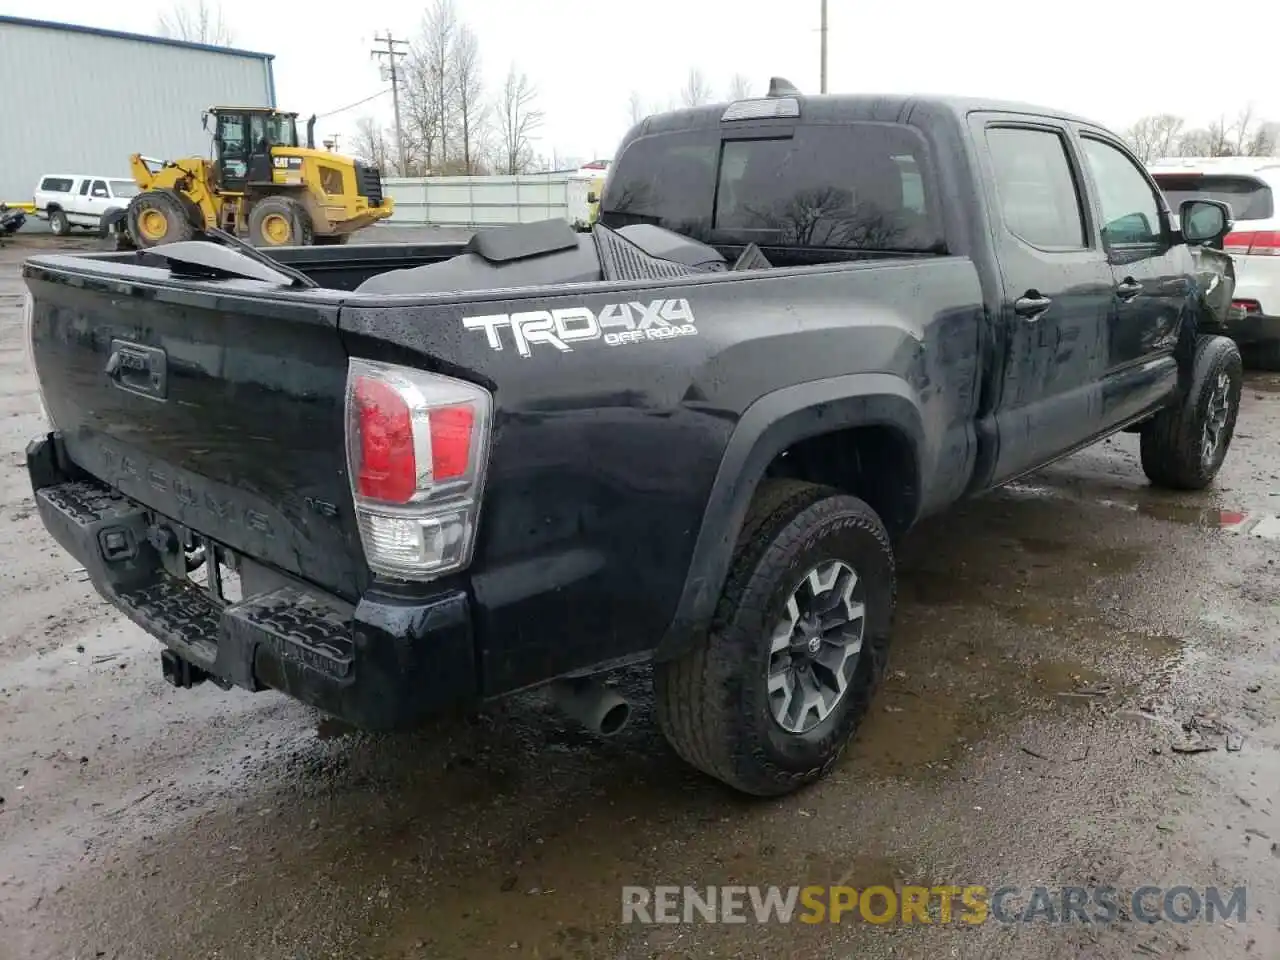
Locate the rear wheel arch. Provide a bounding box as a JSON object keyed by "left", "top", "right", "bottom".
{"left": 655, "top": 375, "right": 924, "bottom": 661}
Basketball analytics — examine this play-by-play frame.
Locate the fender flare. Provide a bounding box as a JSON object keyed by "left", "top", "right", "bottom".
{"left": 655, "top": 373, "right": 926, "bottom": 660}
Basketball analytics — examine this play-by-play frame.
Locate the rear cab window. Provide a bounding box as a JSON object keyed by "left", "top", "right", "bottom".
{"left": 599, "top": 119, "right": 945, "bottom": 258}
{"left": 39, "top": 177, "right": 73, "bottom": 193}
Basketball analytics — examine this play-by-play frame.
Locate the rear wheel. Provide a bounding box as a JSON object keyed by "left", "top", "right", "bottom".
{"left": 654, "top": 480, "right": 895, "bottom": 796}
{"left": 126, "top": 191, "right": 195, "bottom": 248}
{"left": 1139, "top": 335, "right": 1243, "bottom": 490}
{"left": 247, "top": 196, "right": 313, "bottom": 247}
{"left": 48, "top": 208, "right": 70, "bottom": 236}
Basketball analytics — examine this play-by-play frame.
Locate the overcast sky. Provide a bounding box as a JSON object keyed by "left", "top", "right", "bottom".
{"left": 11, "top": 0, "right": 1280, "bottom": 165}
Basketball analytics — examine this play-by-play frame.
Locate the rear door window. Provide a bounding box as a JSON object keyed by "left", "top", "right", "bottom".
{"left": 985, "top": 127, "right": 1087, "bottom": 249}
{"left": 1152, "top": 174, "right": 1274, "bottom": 221}
{"left": 601, "top": 122, "right": 943, "bottom": 253}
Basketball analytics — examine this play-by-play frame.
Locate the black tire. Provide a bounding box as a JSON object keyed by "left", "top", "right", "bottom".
{"left": 97, "top": 209, "right": 124, "bottom": 239}
{"left": 126, "top": 190, "right": 195, "bottom": 248}
{"left": 1139, "top": 335, "right": 1243, "bottom": 490}
{"left": 1241, "top": 340, "right": 1280, "bottom": 372}
{"left": 247, "top": 196, "right": 313, "bottom": 247}
{"left": 48, "top": 208, "right": 69, "bottom": 236}
{"left": 654, "top": 480, "right": 895, "bottom": 797}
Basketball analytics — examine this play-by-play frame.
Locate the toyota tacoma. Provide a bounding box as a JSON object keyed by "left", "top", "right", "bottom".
{"left": 22, "top": 85, "right": 1244, "bottom": 796}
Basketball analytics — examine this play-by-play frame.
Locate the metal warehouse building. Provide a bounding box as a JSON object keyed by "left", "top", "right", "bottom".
{"left": 0, "top": 16, "right": 275, "bottom": 204}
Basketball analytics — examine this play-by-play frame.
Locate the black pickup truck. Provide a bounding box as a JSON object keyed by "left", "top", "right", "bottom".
{"left": 22, "top": 88, "right": 1244, "bottom": 797}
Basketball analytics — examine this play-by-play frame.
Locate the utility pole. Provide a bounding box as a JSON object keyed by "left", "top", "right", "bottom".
{"left": 372, "top": 30, "right": 409, "bottom": 175}
{"left": 819, "top": 0, "right": 828, "bottom": 93}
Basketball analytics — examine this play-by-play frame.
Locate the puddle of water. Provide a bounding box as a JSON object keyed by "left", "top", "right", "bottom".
{"left": 1136, "top": 501, "right": 1240, "bottom": 528}
{"left": 1015, "top": 536, "right": 1070, "bottom": 556}
{"left": 1083, "top": 545, "right": 1144, "bottom": 574}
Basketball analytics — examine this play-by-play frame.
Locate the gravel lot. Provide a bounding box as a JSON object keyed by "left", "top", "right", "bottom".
{"left": 1, "top": 232, "right": 1278, "bottom": 960}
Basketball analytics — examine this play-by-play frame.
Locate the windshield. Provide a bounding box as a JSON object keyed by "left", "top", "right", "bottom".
{"left": 600, "top": 121, "right": 944, "bottom": 253}
{"left": 108, "top": 179, "right": 139, "bottom": 198}
{"left": 268, "top": 114, "right": 299, "bottom": 148}
{"left": 1153, "top": 174, "right": 1274, "bottom": 221}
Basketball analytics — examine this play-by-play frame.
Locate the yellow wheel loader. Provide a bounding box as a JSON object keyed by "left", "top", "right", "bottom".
{"left": 106, "top": 107, "right": 394, "bottom": 249}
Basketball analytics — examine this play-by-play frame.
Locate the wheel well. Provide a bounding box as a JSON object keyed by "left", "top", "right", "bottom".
{"left": 761, "top": 425, "right": 920, "bottom": 538}
{"left": 45, "top": 203, "right": 63, "bottom": 213}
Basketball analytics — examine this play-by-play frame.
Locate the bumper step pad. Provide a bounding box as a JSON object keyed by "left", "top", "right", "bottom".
{"left": 35, "top": 480, "right": 355, "bottom": 688}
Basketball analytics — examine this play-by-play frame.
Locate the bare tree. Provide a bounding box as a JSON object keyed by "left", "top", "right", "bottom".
{"left": 1245, "top": 121, "right": 1280, "bottom": 157}
{"left": 626, "top": 90, "right": 646, "bottom": 127}
{"left": 727, "top": 73, "right": 753, "bottom": 100}
{"left": 1206, "top": 116, "right": 1233, "bottom": 157}
{"left": 351, "top": 116, "right": 392, "bottom": 173}
{"left": 156, "top": 0, "right": 234, "bottom": 45}
{"left": 1230, "top": 105, "right": 1278, "bottom": 156}
{"left": 1126, "top": 106, "right": 1279, "bottom": 159}
{"left": 453, "top": 24, "right": 486, "bottom": 174}
{"left": 680, "top": 68, "right": 712, "bottom": 108}
{"left": 495, "top": 65, "right": 543, "bottom": 175}
{"left": 1124, "top": 114, "right": 1185, "bottom": 162}
{"left": 1232, "top": 105, "right": 1255, "bottom": 155}
{"left": 420, "top": 0, "right": 458, "bottom": 167}
{"left": 402, "top": 44, "right": 441, "bottom": 173}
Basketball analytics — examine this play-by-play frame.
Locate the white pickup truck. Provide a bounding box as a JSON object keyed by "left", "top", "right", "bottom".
{"left": 32, "top": 174, "right": 139, "bottom": 236}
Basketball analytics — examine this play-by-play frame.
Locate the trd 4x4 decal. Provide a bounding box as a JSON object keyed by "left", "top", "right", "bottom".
{"left": 462, "top": 298, "right": 697, "bottom": 357}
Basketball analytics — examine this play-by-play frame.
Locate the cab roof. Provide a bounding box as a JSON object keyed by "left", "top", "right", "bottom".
{"left": 634, "top": 92, "right": 1103, "bottom": 138}
{"left": 207, "top": 106, "right": 298, "bottom": 117}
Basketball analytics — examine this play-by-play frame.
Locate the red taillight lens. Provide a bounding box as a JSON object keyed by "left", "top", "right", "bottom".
{"left": 344, "top": 358, "right": 492, "bottom": 582}
{"left": 1232, "top": 298, "right": 1262, "bottom": 315}
{"left": 1223, "top": 230, "right": 1280, "bottom": 256}
{"left": 353, "top": 375, "right": 416, "bottom": 503}
{"left": 429, "top": 405, "right": 475, "bottom": 480}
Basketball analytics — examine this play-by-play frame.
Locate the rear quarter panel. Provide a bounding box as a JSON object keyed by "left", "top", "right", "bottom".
{"left": 340, "top": 257, "right": 984, "bottom": 693}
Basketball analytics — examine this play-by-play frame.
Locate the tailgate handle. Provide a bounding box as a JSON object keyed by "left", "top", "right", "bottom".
{"left": 106, "top": 340, "right": 168, "bottom": 400}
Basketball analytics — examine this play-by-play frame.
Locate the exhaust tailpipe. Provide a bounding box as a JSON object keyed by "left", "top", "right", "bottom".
{"left": 550, "top": 677, "right": 632, "bottom": 736}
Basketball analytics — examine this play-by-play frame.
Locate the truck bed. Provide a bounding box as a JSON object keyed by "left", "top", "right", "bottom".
{"left": 23, "top": 231, "right": 983, "bottom": 703}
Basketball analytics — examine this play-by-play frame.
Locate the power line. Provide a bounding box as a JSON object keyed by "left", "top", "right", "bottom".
{"left": 372, "top": 30, "right": 410, "bottom": 175}
{"left": 315, "top": 88, "right": 392, "bottom": 120}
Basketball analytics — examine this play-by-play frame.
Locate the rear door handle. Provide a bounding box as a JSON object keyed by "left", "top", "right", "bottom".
{"left": 1014, "top": 293, "right": 1053, "bottom": 319}
{"left": 1116, "top": 278, "right": 1144, "bottom": 301}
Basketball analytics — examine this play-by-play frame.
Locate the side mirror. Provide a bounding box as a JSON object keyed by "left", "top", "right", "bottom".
{"left": 587, "top": 191, "right": 599, "bottom": 204}
{"left": 1180, "top": 198, "right": 1232, "bottom": 246}
{"left": 202, "top": 112, "right": 209, "bottom": 132}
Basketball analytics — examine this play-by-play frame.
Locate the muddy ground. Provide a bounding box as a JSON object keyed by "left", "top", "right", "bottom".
{"left": 1, "top": 232, "right": 1278, "bottom": 960}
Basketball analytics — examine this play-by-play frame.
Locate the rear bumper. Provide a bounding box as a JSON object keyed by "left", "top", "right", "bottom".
{"left": 27, "top": 433, "right": 478, "bottom": 730}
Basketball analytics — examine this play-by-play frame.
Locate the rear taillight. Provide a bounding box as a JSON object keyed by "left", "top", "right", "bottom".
{"left": 344, "top": 358, "right": 492, "bottom": 581}
{"left": 1223, "top": 230, "right": 1280, "bottom": 256}
{"left": 1232, "top": 298, "right": 1262, "bottom": 315}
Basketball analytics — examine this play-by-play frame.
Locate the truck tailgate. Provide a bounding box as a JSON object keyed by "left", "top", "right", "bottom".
{"left": 25, "top": 263, "right": 365, "bottom": 601}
